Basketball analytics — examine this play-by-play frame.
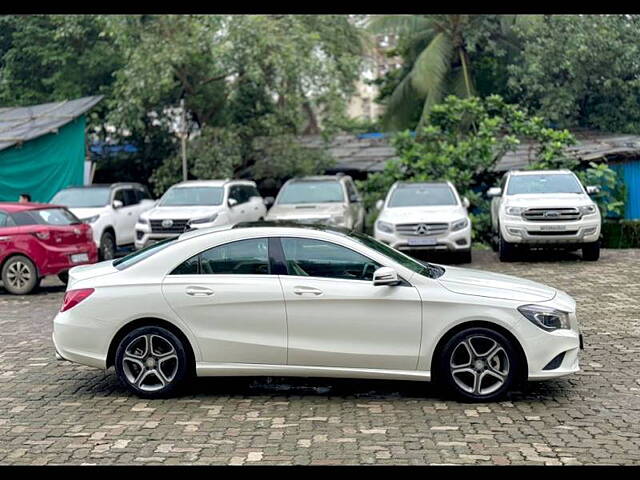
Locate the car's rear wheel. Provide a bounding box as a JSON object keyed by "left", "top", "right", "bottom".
{"left": 437, "top": 327, "right": 518, "bottom": 402}
{"left": 100, "top": 231, "right": 116, "bottom": 260}
{"left": 1, "top": 255, "right": 39, "bottom": 295}
{"left": 115, "top": 326, "right": 189, "bottom": 398}
{"left": 582, "top": 242, "right": 600, "bottom": 261}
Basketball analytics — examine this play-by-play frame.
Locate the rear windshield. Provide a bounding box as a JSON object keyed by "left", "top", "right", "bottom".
{"left": 506, "top": 174, "right": 584, "bottom": 195}
{"left": 277, "top": 181, "right": 345, "bottom": 204}
{"left": 160, "top": 187, "right": 224, "bottom": 206}
{"left": 51, "top": 187, "right": 111, "bottom": 208}
{"left": 388, "top": 184, "right": 457, "bottom": 207}
{"left": 11, "top": 208, "right": 81, "bottom": 226}
{"left": 113, "top": 238, "right": 176, "bottom": 270}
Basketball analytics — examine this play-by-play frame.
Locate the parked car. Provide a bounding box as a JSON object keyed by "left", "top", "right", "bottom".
{"left": 373, "top": 181, "right": 472, "bottom": 263}
{"left": 488, "top": 169, "right": 602, "bottom": 262}
{"left": 265, "top": 175, "right": 365, "bottom": 231}
{"left": 135, "top": 180, "right": 267, "bottom": 250}
{"left": 50, "top": 183, "right": 155, "bottom": 260}
{"left": 53, "top": 223, "right": 581, "bottom": 401}
{"left": 0, "top": 203, "right": 97, "bottom": 294}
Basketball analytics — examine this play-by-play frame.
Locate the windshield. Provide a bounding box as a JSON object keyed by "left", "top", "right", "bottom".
{"left": 12, "top": 208, "right": 81, "bottom": 226}
{"left": 113, "top": 237, "right": 176, "bottom": 270}
{"left": 507, "top": 174, "right": 584, "bottom": 195}
{"left": 277, "top": 181, "right": 345, "bottom": 204}
{"left": 160, "top": 187, "right": 224, "bottom": 206}
{"left": 51, "top": 188, "right": 110, "bottom": 208}
{"left": 389, "top": 184, "right": 457, "bottom": 207}
{"left": 349, "top": 231, "right": 444, "bottom": 279}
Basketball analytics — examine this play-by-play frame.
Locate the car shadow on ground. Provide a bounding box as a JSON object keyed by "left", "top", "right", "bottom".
{"left": 0, "top": 282, "right": 66, "bottom": 296}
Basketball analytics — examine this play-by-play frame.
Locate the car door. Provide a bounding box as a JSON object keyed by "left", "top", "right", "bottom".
{"left": 111, "top": 188, "right": 137, "bottom": 245}
{"left": 161, "top": 237, "right": 287, "bottom": 365}
{"left": 345, "top": 180, "right": 365, "bottom": 231}
{"left": 277, "top": 236, "right": 422, "bottom": 371}
{"left": 225, "top": 185, "right": 245, "bottom": 225}
{"left": 245, "top": 185, "right": 266, "bottom": 221}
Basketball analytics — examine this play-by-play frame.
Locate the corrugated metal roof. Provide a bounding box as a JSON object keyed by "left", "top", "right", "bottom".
{"left": 0, "top": 95, "right": 103, "bottom": 151}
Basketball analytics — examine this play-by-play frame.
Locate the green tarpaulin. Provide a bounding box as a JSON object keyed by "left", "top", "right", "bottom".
{"left": 0, "top": 115, "right": 85, "bottom": 203}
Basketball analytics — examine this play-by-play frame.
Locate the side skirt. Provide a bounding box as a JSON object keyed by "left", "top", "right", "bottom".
{"left": 196, "top": 363, "right": 431, "bottom": 382}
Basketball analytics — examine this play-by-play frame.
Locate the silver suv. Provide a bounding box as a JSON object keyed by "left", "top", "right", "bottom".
{"left": 265, "top": 175, "right": 365, "bottom": 231}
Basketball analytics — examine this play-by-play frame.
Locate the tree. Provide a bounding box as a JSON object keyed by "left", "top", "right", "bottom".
{"left": 508, "top": 15, "right": 640, "bottom": 132}
{"left": 366, "top": 15, "right": 524, "bottom": 130}
{"left": 357, "top": 95, "right": 578, "bottom": 243}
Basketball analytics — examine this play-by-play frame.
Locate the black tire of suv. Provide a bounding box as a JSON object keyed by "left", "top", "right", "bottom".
{"left": 100, "top": 231, "right": 116, "bottom": 260}
{"left": 436, "top": 327, "right": 519, "bottom": 402}
{"left": 582, "top": 242, "right": 600, "bottom": 261}
{"left": 115, "top": 326, "right": 190, "bottom": 399}
{"left": 498, "top": 234, "right": 515, "bottom": 262}
{"left": 458, "top": 249, "right": 472, "bottom": 264}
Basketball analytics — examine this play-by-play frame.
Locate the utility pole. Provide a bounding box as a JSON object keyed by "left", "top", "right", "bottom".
{"left": 180, "top": 98, "right": 188, "bottom": 182}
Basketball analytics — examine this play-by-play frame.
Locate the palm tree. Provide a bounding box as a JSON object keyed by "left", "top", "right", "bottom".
{"left": 367, "top": 15, "right": 527, "bottom": 130}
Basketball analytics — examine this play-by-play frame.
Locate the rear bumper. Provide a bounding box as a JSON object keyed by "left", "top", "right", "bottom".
{"left": 38, "top": 242, "right": 99, "bottom": 276}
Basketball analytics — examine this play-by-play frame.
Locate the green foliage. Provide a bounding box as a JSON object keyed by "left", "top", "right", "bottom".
{"left": 575, "top": 162, "right": 626, "bottom": 219}
{"left": 508, "top": 15, "right": 640, "bottom": 132}
{"left": 358, "top": 95, "right": 576, "bottom": 243}
{"left": 601, "top": 220, "right": 640, "bottom": 248}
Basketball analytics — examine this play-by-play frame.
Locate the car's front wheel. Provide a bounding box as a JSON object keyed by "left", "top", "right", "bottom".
{"left": 100, "top": 231, "right": 116, "bottom": 260}
{"left": 582, "top": 242, "right": 600, "bottom": 261}
{"left": 437, "top": 327, "right": 519, "bottom": 402}
{"left": 1, "top": 255, "right": 39, "bottom": 295}
{"left": 498, "top": 233, "right": 515, "bottom": 262}
{"left": 115, "top": 326, "right": 190, "bottom": 398}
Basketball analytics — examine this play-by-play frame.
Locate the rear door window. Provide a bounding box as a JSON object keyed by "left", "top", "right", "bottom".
{"left": 170, "top": 238, "right": 270, "bottom": 275}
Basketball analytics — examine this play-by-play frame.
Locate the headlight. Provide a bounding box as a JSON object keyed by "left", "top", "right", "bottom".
{"left": 138, "top": 216, "right": 148, "bottom": 224}
{"left": 376, "top": 220, "right": 394, "bottom": 233}
{"left": 189, "top": 213, "right": 218, "bottom": 225}
{"left": 505, "top": 206, "right": 523, "bottom": 216}
{"left": 82, "top": 215, "right": 100, "bottom": 224}
{"left": 579, "top": 205, "right": 597, "bottom": 215}
{"left": 451, "top": 218, "right": 469, "bottom": 232}
{"left": 517, "top": 304, "right": 570, "bottom": 331}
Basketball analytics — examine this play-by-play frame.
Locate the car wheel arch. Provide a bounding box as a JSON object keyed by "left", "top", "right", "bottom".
{"left": 0, "top": 252, "right": 40, "bottom": 279}
{"left": 101, "top": 226, "right": 116, "bottom": 244}
{"left": 106, "top": 317, "right": 196, "bottom": 375}
{"left": 429, "top": 320, "right": 528, "bottom": 385}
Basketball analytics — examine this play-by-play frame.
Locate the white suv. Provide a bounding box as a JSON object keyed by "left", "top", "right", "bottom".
{"left": 50, "top": 183, "right": 155, "bottom": 260}
{"left": 374, "top": 181, "right": 472, "bottom": 263}
{"left": 135, "top": 180, "right": 267, "bottom": 249}
{"left": 488, "top": 169, "right": 601, "bottom": 262}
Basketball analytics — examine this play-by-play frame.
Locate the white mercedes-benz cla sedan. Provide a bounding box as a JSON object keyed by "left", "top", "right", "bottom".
{"left": 53, "top": 223, "right": 582, "bottom": 401}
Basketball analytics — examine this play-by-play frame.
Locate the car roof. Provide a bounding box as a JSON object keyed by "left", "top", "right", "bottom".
{"left": 58, "top": 183, "right": 146, "bottom": 189}
{"left": 0, "top": 202, "right": 63, "bottom": 213}
{"left": 170, "top": 179, "right": 256, "bottom": 188}
{"left": 508, "top": 169, "right": 573, "bottom": 176}
{"left": 394, "top": 181, "right": 453, "bottom": 187}
{"left": 286, "top": 175, "right": 346, "bottom": 183}
{"left": 177, "top": 221, "right": 355, "bottom": 242}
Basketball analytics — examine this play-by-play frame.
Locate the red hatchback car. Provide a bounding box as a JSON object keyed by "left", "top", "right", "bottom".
{"left": 0, "top": 203, "right": 98, "bottom": 295}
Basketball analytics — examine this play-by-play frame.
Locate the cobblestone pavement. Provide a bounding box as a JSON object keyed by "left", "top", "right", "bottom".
{"left": 1, "top": 249, "right": 639, "bottom": 465}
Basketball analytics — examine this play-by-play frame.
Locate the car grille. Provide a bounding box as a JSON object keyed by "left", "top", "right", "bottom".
{"left": 527, "top": 230, "right": 578, "bottom": 236}
{"left": 395, "top": 223, "right": 449, "bottom": 236}
{"left": 522, "top": 208, "right": 581, "bottom": 222}
{"left": 150, "top": 219, "right": 190, "bottom": 234}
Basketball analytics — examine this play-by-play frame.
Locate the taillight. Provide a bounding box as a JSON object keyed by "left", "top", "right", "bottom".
{"left": 60, "top": 288, "right": 95, "bottom": 312}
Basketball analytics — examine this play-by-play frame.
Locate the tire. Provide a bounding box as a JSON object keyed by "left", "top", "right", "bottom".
{"left": 1, "top": 255, "right": 39, "bottom": 295}
{"left": 458, "top": 249, "right": 472, "bottom": 264}
{"left": 437, "top": 327, "right": 519, "bottom": 402}
{"left": 114, "top": 326, "right": 190, "bottom": 398}
{"left": 582, "top": 242, "right": 600, "bottom": 261}
{"left": 57, "top": 271, "right": 69, "bottom": 285}
{"left": 498, "top": 233, "right": 515, "bottom": 262}
{"left": 100, "top": 231, "right": 116, "bottom": 260}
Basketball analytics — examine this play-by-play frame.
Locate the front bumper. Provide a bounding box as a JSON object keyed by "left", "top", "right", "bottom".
{"left": 374, "top": 224, "right": 471, "bottom": 252}
{"left": 500, "top": 215, "right": 600, "bottom": 245}
{"left": 134, "top": 222, "right": 182, "bottom": 250}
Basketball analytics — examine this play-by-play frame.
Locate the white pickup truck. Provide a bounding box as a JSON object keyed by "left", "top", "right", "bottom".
{"left": 488, "top": 169, "right": 601, "bottom": 262}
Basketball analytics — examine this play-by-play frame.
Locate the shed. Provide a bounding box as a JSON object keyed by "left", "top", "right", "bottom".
{"left": 0, "top": 96, "right": 103, "bottom": 203}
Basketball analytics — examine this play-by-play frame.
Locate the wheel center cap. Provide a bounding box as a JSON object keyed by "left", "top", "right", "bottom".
{"left": 474, "top": 359, "right": 485, "bottom": 370}
{"left": 145, "top": 357, "right": 156, "bottom": 368}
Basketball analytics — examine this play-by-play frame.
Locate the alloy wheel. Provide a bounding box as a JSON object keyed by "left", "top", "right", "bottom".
{"left": 6, "top": 260, "right": 33, "bottom": 290}
{"left": 449, "top": 335, "right": 510, "bottom": 396}
{"left": 122, "top": 334, "right": 179, "bottom": 392}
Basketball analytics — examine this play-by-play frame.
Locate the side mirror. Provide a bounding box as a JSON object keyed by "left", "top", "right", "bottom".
{"left": 264, "top": 196, "right": 275, "bottom": 208}
{"left": 375, "top": 199, "right": 384, "bottom": 210}
{"left": 586, "top": 185, "right": 600, "bottom": 195}
{"left": 372, "top": 267, "right": 401, "bottom": 286}
{"left": 112, "top": 200, "right": 124, "bottom": 209}
{"left": 350, "top": 195, "right": 360, "bottom": 203}
{"left": 462, "top": 197, "right": 470, "bottom": 209}
{"left": 228, "top": 198, "right": 238, "bottom": 207}
{"left": 487, "top": 187, "right": 502, "bottom": 198}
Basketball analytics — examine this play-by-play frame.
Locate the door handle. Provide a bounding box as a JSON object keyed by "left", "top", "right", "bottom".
{"left": 293, "top": 286, "right": 323, "bottom": 296}
{"left": 185, "top": 286, "right": 215, "bottom": 297}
